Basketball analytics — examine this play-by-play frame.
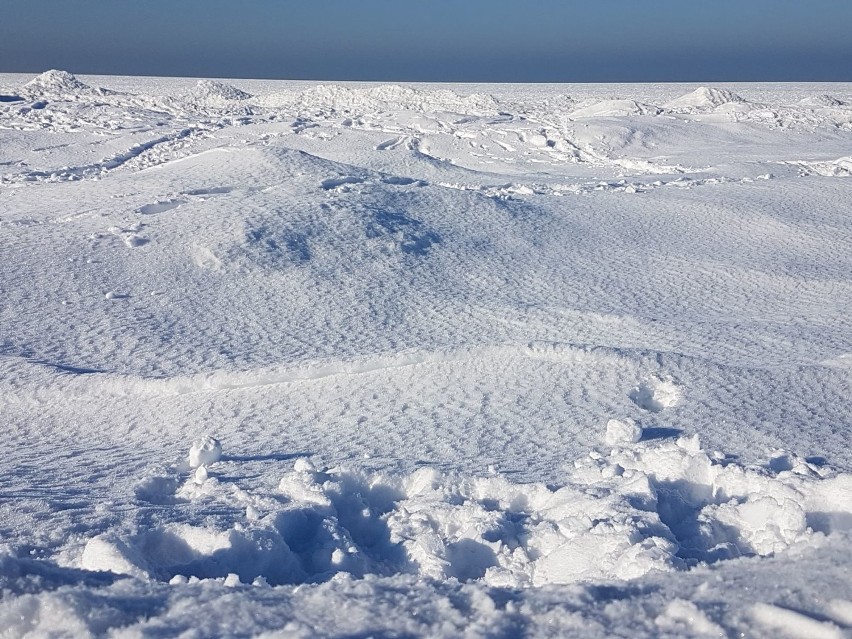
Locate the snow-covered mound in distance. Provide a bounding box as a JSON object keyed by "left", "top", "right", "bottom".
{"left": 189, "top": 79, "right": 252, "bottom": 101}
{"left": 665, "top": 86, "right": 747, "bottom": 111}
{"left": 260, "top": 83, "right": 500, "bottom": 115}
{"left": 21, "top": 69, "right": 108, "bottom": 97}
{"left": 81, "top": 434, "right": 852, "bottom": 588}
{"left": 793, "top": 156, "right": 852, "bottom": 177}
{"left": 799, "top": 94, "right": 847, "bottom": 108}
{"left": 569, "top": 99, "right": 662, "bottom": 118}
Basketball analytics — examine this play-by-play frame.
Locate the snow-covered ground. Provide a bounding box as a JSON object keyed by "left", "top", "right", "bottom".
{"left": 2, "top": 70, "right": 852, "bottom": 637}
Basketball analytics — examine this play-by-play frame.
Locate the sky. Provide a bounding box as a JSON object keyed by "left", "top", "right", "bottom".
{"left": 2, "top": 0, "right": 851, "bottom": 82}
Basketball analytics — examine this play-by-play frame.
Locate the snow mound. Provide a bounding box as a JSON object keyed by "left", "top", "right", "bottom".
{"left": 86, "top": 435, "right": 852, "bottom": 588}
{"left": 665, "top": 87, "right": 747, "bottom": 110}
{"left": 23, "top": 70, "right": 95, "bottom": 96}
{"left": 604, "top": 418, "right": 642, "bottom": 445}
{"left": 799, "top": 94, "right": 847, "bottom": 108}
{"left": 190, "top": 80, "right": 252, "bottom": 101}
{"left": 570, "top": 99, "right": 662, "bottom": 118}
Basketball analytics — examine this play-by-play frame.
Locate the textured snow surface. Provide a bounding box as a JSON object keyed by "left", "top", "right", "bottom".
{"left": 2, "top": 71, "right": 852, "bottom": 637}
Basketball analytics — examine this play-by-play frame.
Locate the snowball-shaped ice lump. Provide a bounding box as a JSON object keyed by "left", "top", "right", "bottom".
{"left": 604, "top": 418, "right": 642, "bottom": 446}
{"left": 189, "top": 436, "right": 222, "bottom": 468}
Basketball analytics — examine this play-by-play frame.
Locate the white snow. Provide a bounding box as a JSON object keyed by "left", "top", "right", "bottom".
{"left": 604, "top": 418, "right": 643, "bottom": 445}
{"left": 1, "top": 70, "right": 852, "bottom": 637}
{"left": 188, "top": 436, "right": 223, "bottom": 468}
{"left": 665, "top": 86, "right": 747, "bottom": 110}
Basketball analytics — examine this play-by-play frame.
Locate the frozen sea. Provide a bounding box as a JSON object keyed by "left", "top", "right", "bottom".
{"left": 1, "top": 71, "right": 851, "bottom": 638}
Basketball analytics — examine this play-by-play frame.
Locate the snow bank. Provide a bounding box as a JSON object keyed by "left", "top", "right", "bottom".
{"left": 82, "top": 434, "right": 852, "bottom": 588}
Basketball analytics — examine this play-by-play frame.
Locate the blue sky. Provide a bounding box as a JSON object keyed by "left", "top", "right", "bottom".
{"left": 2, "top": 0, "right": 851, "bottom": 81}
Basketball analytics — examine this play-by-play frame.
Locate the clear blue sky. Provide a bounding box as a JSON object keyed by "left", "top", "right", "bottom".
{"left": 2, "top": 0, "right": 851, "bottom": 82}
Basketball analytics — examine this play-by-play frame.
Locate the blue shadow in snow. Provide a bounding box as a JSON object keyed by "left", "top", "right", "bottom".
{"left": 639, "top": 427, "right": 683, "bottom": 442}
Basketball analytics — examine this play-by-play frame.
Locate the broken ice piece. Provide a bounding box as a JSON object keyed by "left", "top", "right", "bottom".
{"left": 189, "top": 436, "right": 222, "bottom": 468}
{"left": 605, "top": 418, "right": 642, "bottom": 446}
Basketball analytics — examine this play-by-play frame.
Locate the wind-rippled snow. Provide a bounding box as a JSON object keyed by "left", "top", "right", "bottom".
{"left": 2, "top": 71, "right": 852, "bottom": 638}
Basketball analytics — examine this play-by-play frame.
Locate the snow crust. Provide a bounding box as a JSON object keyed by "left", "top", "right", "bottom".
{"left": 2, "top": 70, "right": 852, "bottom": 637}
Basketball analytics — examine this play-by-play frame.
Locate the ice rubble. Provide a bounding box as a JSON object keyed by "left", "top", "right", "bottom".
{"left": 259, "top": 84, "right": 500, "bottom": 116}
{"left": 81, "top": 431, "right": 852, "bottom": 588}
{"left": 189, "top": 79, "right": 252, "bottom": 102}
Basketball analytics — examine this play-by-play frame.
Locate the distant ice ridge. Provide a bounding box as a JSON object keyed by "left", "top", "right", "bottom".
{"left": 81, "top": 432, "right": 852, "bottom": 588}
{"left": 799, "top": 94, "right": 847, "bottom": 108}
{"left": 258, "top": 84, "right": 500, "bottom": 115}
{"left": 665, "top": 86, "right": 747, "bottom": 111}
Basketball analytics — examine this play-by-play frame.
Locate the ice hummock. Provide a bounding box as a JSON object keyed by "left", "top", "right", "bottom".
{"left": 665, "top": 86, "right": 747, "bottom": 110}
{"left": 22, "top": 69, "right": 102, "bottom": 96}
{"left": 189, "top": 79, "right": 252, "bottom": 102}
{"left": 570, "top": 99, "right": 662, "bottom": 118}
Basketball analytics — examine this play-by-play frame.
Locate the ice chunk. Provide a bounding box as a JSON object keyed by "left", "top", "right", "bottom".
{"left": 605, "top": 418, "right": 642, "bottom": 445}
{"left": 80, "top": 535, "right": 149, "bottom": 579}
{"left": 189, "top": 436, "right": 222, "bottom": 468}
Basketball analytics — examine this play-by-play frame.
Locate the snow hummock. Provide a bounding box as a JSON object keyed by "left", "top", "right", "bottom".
{"left": 665, "top": 86, "right": 747, "bottom": 110}
{"left": 604, "top": 417, "right": 642, "bottom": 445}
{"left": 261, "top": 84, "right": 500, "bottom": 116}
{"left": 23, "top": 69, "right": 96, "bottom": 96}
{"left": 799, "top": 94, "right": 847, "bottom": 108}
{"left": 190, "top": 79, "right": 252, "bottom": 102}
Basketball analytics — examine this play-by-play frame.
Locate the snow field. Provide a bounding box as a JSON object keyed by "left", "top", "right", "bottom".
{"left": 2, "top": 70, "right": 852, "bottom": 637}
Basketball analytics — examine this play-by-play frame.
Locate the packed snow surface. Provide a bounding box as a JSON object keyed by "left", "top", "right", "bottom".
{"left": 2, "top": 71, "right": 852, "bottom": 637}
